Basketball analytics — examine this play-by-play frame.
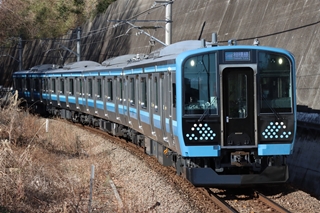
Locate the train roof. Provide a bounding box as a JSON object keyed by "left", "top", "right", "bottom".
{"left": 30, "top": 64, "right": 60, "bottom": 72}
{"left": 101, "top": 40, "right": 206, "bottom": 69}
{"left": 13, "top": 64, "right": 60, "bottom": 75}
{"left": 63, "top": 61, "right": 101, "bottom": 70}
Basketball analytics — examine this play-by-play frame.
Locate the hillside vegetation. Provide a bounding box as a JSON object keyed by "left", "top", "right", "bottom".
{"left": 0, "top": 0, "right": 116, "bottom": 44}
{"left": 0, "top": 92, "right": 117, "bottom": 212}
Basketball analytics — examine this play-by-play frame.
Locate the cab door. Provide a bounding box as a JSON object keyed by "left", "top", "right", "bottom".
{"left": 221, "top": 67, "right": 256, "bottom": 147}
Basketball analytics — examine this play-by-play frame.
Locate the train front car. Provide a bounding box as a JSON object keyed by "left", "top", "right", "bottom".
{"left": 176, "top": 45, "right": 296, "bottom": 186}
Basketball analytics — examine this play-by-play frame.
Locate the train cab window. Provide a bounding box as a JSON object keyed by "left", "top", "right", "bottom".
{"left": 97, "top": 79, "right": 102, "bottom": 99}
{"left": 69, "top": 79, "right": 74, "bottom": 95}
{"left": 51, "top": 79, "right": 56, "bottom": 93}
{"left": 183, "top": 53, "right": 218, "bottom": 115}
{"left": 130, "top": 77, "right": 135, "bottom": 106}
{"left": 258, "top": 52, "right": 292, "bottom": 113}
{"left": 141, "top": 77, "right": 147, "bottom": 109}
{"left": 88, "top": 78, "right": 93, "bottom": 97}
{"left": 60, "top": 78, "right": 64, "bottom": 94}
{"left": 107, "top": 79, "right": 113, "bottom": 101}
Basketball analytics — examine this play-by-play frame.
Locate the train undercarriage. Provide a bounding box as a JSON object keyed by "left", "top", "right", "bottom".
{"left": 45, "top": 105, "right": 289, "bottom": 187}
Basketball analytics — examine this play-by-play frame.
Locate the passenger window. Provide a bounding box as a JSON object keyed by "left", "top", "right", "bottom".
{"left": 26, "top": 78, "right": 30, "bottom": 91}
{"left": 154, "top": 77, "right": 158, "bottom": 112}
{"left": 97, "top": 79, "right": 102, "bottom": 99}
{"left": 60, "top": 78, "right": 64, "bottom": 94}
{"left": 34, "top": 79, "right": 39, "bottom": 92}
{"left": 141, "top": 77, "right": 147, "bottom": 109}
{"left": 69, "top": 79, "right": 74, "bottom": 95}
{"left": 88, "top": 78, "right": 92, "bottom": 97}
{"left": 107, "top": 79, "right": 113, "bottom": 101}
{"left": 119, "top": 78, "right": 123, "bottom": 103}
{"left": 172, "top": 83, "right": 176, "bottom": 108}
{"left": 51, "top": 79, "right": 56, "bottom": 93}
{"left": 130, "top": 77, "right": 135, "bottom": 106}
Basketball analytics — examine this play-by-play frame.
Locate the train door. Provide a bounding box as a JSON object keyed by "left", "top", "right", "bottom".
{"left": 30, "top": 78, "right": 35, "bottom": 101}
{"left": 86, "top": 77, "right": 93, "bottom": 111}
{"left": 115, "top": 76, "right": 125, "bottom": 123}
{"left": 68, "top": 78, "right": 75, "bottom": 109}
{"left": 95, "top": 77, "right": 103, "bottom": 115}
{"left": 76, "top": 78, "right": 85, "bottom": 111}
{"left": 124, "top": 76, "right": 130, "bottom": 125}
{"left": 221, "top": 67, "right": 256, "bottom": 147}
{"left": 151, "top": 74, "right": 161, "bottom": 139}
{"left": 42, "top": 78, "right": 48, "bottom": 104}
{"left": 161, "top": 73, "right": 170, "bottom": 142}
{"left": 103, "top": 77, "right": 108, "bottom": 117}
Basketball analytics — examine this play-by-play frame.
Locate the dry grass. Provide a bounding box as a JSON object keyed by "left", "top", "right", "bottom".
{"left": 0, "top": 92, "right": 116, "bottom": 212}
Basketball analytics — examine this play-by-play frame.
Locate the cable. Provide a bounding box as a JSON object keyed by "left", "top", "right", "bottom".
{"left": 219, "top": 20, "right": 320, "bottom": 43}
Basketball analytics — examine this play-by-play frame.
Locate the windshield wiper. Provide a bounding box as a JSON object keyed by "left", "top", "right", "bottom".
{"left": 262, "top": 96, "right": 283, "bottom": 120}
{"left": 198, "top": 107, "right": 210, "bottom": 122}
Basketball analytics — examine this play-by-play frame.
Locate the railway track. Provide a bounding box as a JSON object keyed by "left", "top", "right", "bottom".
{"left": 207, "top": 187, "right": 292, "bottom": 213}
{"left": 253, "top": 191, "right": 291, "bottom": 213}
{"left": 65, "top": 120, "right": 292, "bottom": 212}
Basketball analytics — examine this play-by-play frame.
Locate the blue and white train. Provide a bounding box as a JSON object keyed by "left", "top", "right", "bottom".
{"left": 12, "top": 38, "right": 296, "bottom": 186}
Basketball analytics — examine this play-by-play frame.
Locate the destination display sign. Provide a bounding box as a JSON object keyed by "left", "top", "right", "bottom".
{"left": 225, "top": 51, "right": 251, "bottom": 61}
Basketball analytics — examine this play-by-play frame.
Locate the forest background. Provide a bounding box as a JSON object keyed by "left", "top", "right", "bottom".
{"left": 0, "top": 0, "right": 115, "bottom": 44}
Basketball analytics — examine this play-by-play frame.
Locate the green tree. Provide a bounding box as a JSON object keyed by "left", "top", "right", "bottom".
{"left": 0, "top": 0, "right": 116, "bottom": 43}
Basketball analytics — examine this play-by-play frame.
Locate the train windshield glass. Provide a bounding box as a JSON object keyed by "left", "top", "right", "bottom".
{"left": 183, "top": 53, "right": 218, "bottom": 115}
{"left": 258, "top": 51, "right": 293, "bottom": 113}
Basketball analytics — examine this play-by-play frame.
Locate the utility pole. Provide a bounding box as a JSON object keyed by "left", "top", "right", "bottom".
{"left": 164, "top": 0, "right": 173, "bottom": 45}
{"left": 77, "top": 27, "right": 81, "bottom": 62}
{"left": 109, "top": 0, "right": 174, "bottom": 47}
{"left": 18, "top": 37, "right": 22, "bottom": 70}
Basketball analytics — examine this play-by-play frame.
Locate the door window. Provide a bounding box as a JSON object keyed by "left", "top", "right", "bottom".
{"left": 227, "top": 73, "right": 248, "bottom": 118}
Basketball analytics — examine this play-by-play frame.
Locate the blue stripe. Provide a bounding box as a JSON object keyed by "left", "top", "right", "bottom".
{"left": 258, "top": 144, "right": 293, "bottom": 155}
{"left": 172, "top": 120, "right": 177, "bottom": 136}
{"left": 46, "top": 74, "right": 61, "bottom": 77}
{"left": 118, "top": 105, "right": 124, "bottom": 114}
{"left": 78, "top": 97, "right": 85, "bottom": 105}
{"left": 24, "top": 91, "right": 31, "bottom": 97}
{"left": 165, "top": 118, "right": 170, "bottom": 133}
{"left": 107, "top": 102, "right": 115, "bottom": 112}
{"left": 43, "top": 93, "right": 49, "bottom": 99}
{"left": 59, "top": 95, "right": 66, "bottom": 102}
{"left": 88, "top": 99, "right": 94, "bottom": 107}
{"left": 62, "top": 73, "right": 82, "bottom": 77}
{"left": 51, "top": 94, "right": 57, "bottom": 101}
{"left": 68, "top": 96, "right": 76, "bottom": 104}
{"left": 99, "top": 69, "right": 123, "bottom": 76}
{"left": 181, "top": 145, "right": 220, "bottom": 157}
{"left": 129, "top": 107, "right": 137, "bottom": 119}
{"left": 156, "top": 64, "right": 175, "bottom": 72}
{"left": 83, "top": 72, "right": 99, "bottom": 76}
{"left": 140, "top": 110, "right": 149, "bottom": 124}
{"left": 153, "top": 114, "right": 161, "bottom": 129}
{"left": 96, "top": 100, "right": 103, "bottom": 109}
{"left": 34, "top": 93, "right": 40, "bottom": 98}
{"left": 144, "top": 67, "right": 155, "bottom": 73}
